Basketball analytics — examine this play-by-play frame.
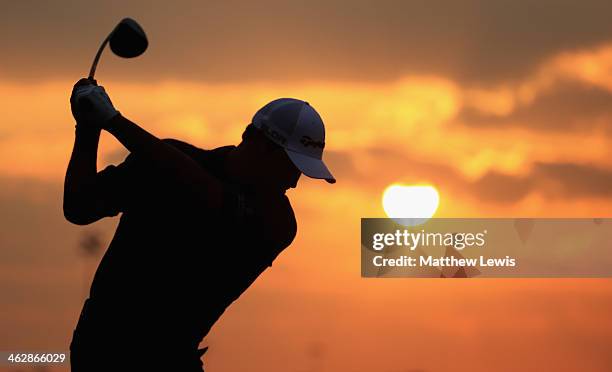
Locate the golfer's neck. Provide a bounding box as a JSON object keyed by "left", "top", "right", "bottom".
{"left": 224, "top": 148, "right": 283, "bottom": 195}
{"left": 224, "top": 147, "right": 256, "bottom": 186}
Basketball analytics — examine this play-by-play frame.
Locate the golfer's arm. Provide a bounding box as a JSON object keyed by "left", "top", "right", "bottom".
{"left": 105, "top": 114, "right": 223, "bottom": 209}
{"left": 63, "top": 127, "right": 103, "bottom": 225}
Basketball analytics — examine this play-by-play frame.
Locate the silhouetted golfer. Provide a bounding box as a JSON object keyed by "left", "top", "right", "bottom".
{"left": 65, "top": 78, "right": 335, "bottom": 371}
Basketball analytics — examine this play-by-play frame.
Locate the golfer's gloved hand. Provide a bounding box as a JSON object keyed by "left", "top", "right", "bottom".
{"left": 70, "top": 78, "right": 120, "bottom": 129}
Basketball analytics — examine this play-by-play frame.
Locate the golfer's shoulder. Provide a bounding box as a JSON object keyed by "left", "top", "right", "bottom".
{"left": 257, "top": 194, "right": 297, "bottom": 249}
{"left": 122, "top": 138, "right": 204, "bottom": 165}
{"left": 161, "top": 138, "right": 206, "bottom": 159}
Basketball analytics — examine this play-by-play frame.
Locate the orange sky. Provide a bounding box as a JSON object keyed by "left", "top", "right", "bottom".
{"left": 1, "top": 1, "right": 612, "bottom": 372}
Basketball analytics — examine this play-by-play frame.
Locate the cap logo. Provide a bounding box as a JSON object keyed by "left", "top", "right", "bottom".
{"left": 260, "top": 123, "right": 287, "bottom": 145}
{"left": 300, "top": 136, "right": 325, "bottom": 149}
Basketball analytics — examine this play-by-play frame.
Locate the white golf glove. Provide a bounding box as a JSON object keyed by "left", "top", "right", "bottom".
{"left": 71, "top": 83, "right": 120, "bottom": 128}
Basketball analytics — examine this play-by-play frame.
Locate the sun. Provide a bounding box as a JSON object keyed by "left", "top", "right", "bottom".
{"left": 382, "top": 184, "right": 440, "bottom": 226}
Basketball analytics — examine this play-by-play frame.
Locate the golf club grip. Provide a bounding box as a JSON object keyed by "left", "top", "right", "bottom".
{"left": 76, "top": 78, "right": 97, "bottom": 112}
{"left": 77, "top": 95, "right": 94, "bottom": 113}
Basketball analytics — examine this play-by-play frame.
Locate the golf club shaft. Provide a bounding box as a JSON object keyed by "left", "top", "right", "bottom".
{"left": 88, "top": 34, "right": 111, "bottom": 79}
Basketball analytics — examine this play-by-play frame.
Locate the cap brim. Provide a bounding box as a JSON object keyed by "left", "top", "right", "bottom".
{"left": 285, "top": 149, "right": 336, "bottom": 184}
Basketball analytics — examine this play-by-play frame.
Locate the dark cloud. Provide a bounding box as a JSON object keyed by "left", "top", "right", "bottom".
{"left": 471, "top": 162, "right": 612, "bottom": 202}
{"left": 331, "top": 147, "right": 612, "bottom": 202}
{"left": 2, "top": 0, "right": 612, "bottom": 84}
{"left": 458, "top": 82, "right": 612, "bottom": 132}
{"left": 533, "top": 162, "right": 612, "bottom": 198}
{"left": 470, "top": 171, "right": 534, "bottom": 203}
{"left": 332, "top": 146, "right": 467, "bottom": 191}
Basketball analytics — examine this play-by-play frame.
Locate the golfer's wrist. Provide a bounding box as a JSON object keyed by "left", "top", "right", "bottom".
{"left": 75, "top": 122, "right": 102, "bottom": 136}
{"left": 103, "top": 111, "right": 123, "bottom": 133}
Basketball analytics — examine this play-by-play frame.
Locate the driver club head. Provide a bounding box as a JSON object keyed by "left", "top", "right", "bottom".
{"left": 109, "top": 18, "right": 148, "bottom": 58}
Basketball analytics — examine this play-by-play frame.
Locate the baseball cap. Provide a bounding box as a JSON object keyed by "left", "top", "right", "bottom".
{"left": 252, "top": 98, "right": 336, "bottom": 184}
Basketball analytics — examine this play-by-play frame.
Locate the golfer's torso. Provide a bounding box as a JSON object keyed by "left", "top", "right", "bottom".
{"left": 78, "top": 145, "right": 289, "bottom": 350}
{"left": 87, "top": 190, "right": 278, "bottom": 343}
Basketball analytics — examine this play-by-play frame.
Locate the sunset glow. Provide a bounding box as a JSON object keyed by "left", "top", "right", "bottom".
{"left": 2, "top": 2, "right": 612, "bottom": 371}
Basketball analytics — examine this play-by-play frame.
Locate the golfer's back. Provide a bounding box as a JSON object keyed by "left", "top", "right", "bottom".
{"left": 70, "top": 140, "right": 296, "bottom": 371}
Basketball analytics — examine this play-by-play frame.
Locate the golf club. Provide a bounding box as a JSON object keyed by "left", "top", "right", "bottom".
{"left": 88, "top": 17, "right": 148, "bottom": 79}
